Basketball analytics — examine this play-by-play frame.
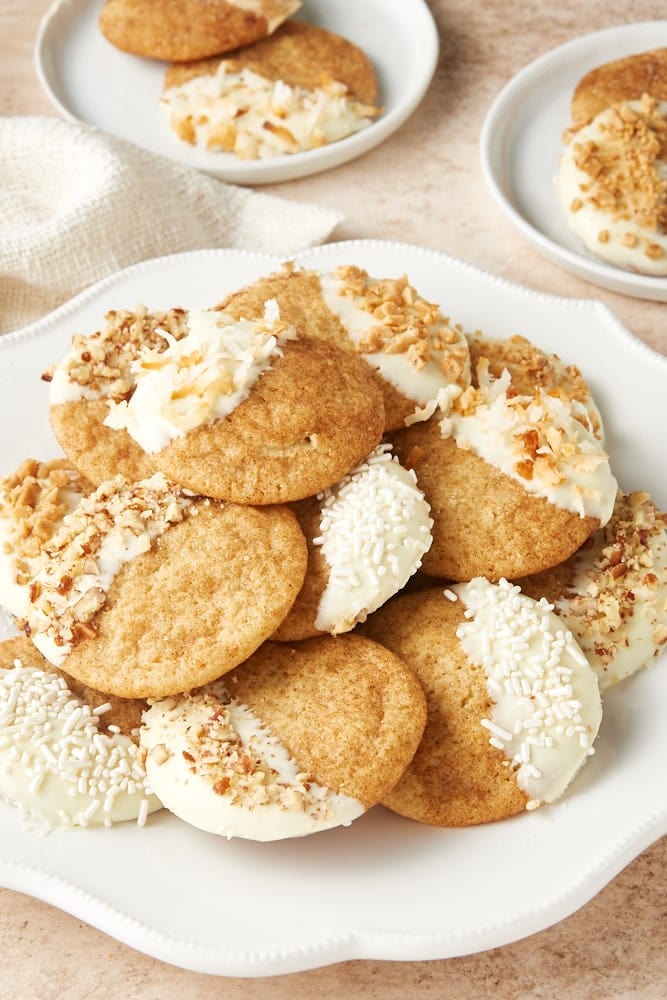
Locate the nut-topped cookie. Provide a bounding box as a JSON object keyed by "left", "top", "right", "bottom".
{"left": 219, "top": 264, "right": 472, "bottom": 432}
{"left": 141, "top": 634, "right": 427, "bottom": 840}
{"left": 8, "top": 474, "right": 308, "bottom": 698}
{"left": 517, "top": 491, "right": 667, "bottom": 690}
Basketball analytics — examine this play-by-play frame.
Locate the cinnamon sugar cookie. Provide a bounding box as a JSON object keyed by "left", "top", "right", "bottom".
{"left": 556, "top": 94, "right": 667, "bottom": 275}
{"left": 141, "top": 634, "right": 427, "bottom": 839}
{"left": 219, "top": 265, "right": 471, "bottom": 432}
{"left": 360, "top": 581, "right": 601, "bottom": 826}
{"left": 273, "top": 444, "right": 433, "bottom": 641}
{"left": 161, "top": 20, "right": 379, "bottom": 158}
{"left": 391, "top": 348, "right": 616, "bottom": 581}
{"left": 99, "top": 0, "right": 301, "bottom": 62}
{"left": 13, "top": 474, "right": 308, "bottom": 699}
{"left": 44, "top": 306, "right": 189, "bottom": 486}
{"left": 517, "top": 491, "right": 667, "bottom": 690}
{"left": 105, "top": 306, "right": 385, "bottom": 504}
{"left": 571, "top": 48, "right": 667, "bottom": 128}
{"left": 0, "top": 636, "right": 160, "bottom": 831}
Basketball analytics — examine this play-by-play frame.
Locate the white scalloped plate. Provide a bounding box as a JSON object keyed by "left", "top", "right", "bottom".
{"left": 1, "top": 241, "right": 666, "bottom": 976}
{"left": 480, "top": 21, "right": 667, "bottom": 301}
{"left": 35, "top": 0, "right": 438, "bottom": 185}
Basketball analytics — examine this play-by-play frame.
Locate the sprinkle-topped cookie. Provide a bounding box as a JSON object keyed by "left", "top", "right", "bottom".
{"left": 274, "top": 444, "right": 433, "bottom": 640}
{"left": 557, "top": 95, "right": 667, "bottom": 274}
{"left": 0, "top": 647, "right": 160, "bottom": 832}
{"left": 454, "top": 577, "right": 602, "bottom": 809}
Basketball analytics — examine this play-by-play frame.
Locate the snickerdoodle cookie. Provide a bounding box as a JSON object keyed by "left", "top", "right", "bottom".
{"left": 360, "top": 580, "right": 601, "bottom": 826}
{"left": 99, "top": 0, "right": 300, "bottom": 62}
{"left": 517, "top": 491, "right": 667, "bottom": 690}
{"left": 161, "top": 20, "right": 379, "bottom": 158}
{"left": 141, "top": 633, "right": 427, "bottom": 839}
{"left": 11, "top": 474, "right": 307, "bottom": 699}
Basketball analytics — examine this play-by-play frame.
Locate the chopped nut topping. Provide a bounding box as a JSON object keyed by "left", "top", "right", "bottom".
{"left": 0, "top": 459, "right": 89, "bottom": 561}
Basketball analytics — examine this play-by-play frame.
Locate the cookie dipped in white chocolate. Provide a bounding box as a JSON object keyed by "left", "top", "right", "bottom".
{"left": 318, "top": 266, "right": 471, "bottom": 415}
{"left": 141, "top": 682, "right": 365, "bottom": 841}
{"left": 556, "top": 95, "right": 667, "bottom": 275}
{"left": 0, "top": 657, "right": 159, "bottom": 831}
{"left": 518, "top": 492, "right": 667, "bottom": 690}
{"left": 454, "top": 577, "right": 602, "bottom": 809}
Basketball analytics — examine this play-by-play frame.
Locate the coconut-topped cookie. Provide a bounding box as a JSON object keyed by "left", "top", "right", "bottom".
{"left": 161, "top": 20, "right": 379, "bottom": 159}
{"left": 100, "top": 0, "right": 301, "bottom": 62}
{"left": 44, "top": 306, "right": 190, "bottom": 485}
{"left": 274, "top": 444, "right": 433, "bottom": 641}
{"left": 0, "top": 458, "right": 90, "bottom": 622}
{"left": 0, "top": 637, "right": 160, "bottom": 832}
{"left": 556, "top": 94, "right": 667, "bottom": 275}
{"left": 392, "top": 352, "right": 617, "bottom": 580}
{"left": 361, "top": 581, "right": 602, "bottom": 825}
{"left": 219, "top": 265, "right": 472, "bottom": 432}
{"left": 518, "top": 491, "right": 667, "bottom": 690}
{"left": 141, "top": 634, "right": 427, "bottom": 840}
{"left": 12, "top": 473, "right": 307, "bottom": 698}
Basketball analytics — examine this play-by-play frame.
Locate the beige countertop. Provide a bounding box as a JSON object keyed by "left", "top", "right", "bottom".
{"left": 1, "top": 1, "right": 666, "bottom": 996}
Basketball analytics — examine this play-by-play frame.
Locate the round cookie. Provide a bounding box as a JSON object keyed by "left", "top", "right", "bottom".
{"left": 0, "top": 635, "right": 145, "bottom": 736}
{"left": 99, "top": 0, "right": 301, "bottom": 62}
{"left": 273, "top": 445, "right": 433, "bottom": 641}
{"left": 141, "top": 634, "right": 427, "bottom": 840}
{"left": 161, "top": 20, "right": 379, "bottom": 158}
{"left": 218, "top": 265, "right": 471, "bottom": 432}
{"left": 0, "top": 636, "right": 160, "bottom": 831}
{"left": 44, "top": 306, "right": 189, "bottom": 486}
{"left": 112, "top": 329, "right": 385, "bottom": 504}
{"left": 570, "top": 47, "right": 667, "bottom": 128}
{"left": 392, "top": 417, "right": 604, "bottom": 581}
{"left": 516, "top": 491, "right": 667, "bottom": 690}
{"left": 360, "top": 581, "right": 602, "bottom": 826}
{"left": 391, "top": 342, "right": 617, "bottom": 580}
{"left": 16, "top": 474, "right": 308, "bottom": 698}
{"left": 0, "top": 458, "right": 90, "bottom": 621}
{"left": 556, "top": 95, "right": 667, "bottom": 275}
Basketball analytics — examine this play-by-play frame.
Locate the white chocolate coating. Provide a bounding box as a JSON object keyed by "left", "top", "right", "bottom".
{"left": 0, "top": 661, "right": 159, "bottom": 831}
{"left": 313, "top": 445, "right": 433, "bottom": 633}
{"left": 455, "top": 578, "right": 602, "bottom": 809}
{"left": 141, "top": 684, "right": 365, "bottom": 841}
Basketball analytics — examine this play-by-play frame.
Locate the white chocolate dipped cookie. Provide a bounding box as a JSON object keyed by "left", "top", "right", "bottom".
{"left": 141, "top": 634, "right": 427, "bottom": 841}
{"left": 556, "top": 94, "right": 667, "bottom": 275}
{"left": 360, "top": 580, "right": 602, "bottom": 825}
{"left": 274, "top": 444, "right": 433, "bottom": 641}
{"left": 0, "top": 458, "right": 90, "bottom": 623}
{"left": 102, "top": 302, "right": 385, "bottom": 504}
{"left": 517, "top": 491, "right": 667, "bottom": 690}
{"left": 0, "top": 637, "right": 159, "bottom": 832}
{"left": 161, "top": 19, "right": 379, "bottom": 159}
{"left": 392, "top": 352, "right": 617, "bottom": 581}
{"left": 10, "top": 473, "right": 307, "bottom": 698}
{"left": 219, "top": 264, "right": 472, "bottom": 432}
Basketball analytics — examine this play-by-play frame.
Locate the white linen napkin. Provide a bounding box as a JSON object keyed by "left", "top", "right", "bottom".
{"left": 0, "top": 116, "right": 342, "bottom": 335}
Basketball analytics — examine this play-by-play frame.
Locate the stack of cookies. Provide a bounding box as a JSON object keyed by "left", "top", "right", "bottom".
{"left": 1, "top": 264, "right": 665, "bottom": 838}
{"left": 97, "top": 0, "right": 380, "bottom": 160}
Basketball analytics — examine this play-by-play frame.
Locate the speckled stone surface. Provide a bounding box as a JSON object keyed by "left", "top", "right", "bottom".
{"left": 0, "top": 1, "right": 666, "bottom": 996}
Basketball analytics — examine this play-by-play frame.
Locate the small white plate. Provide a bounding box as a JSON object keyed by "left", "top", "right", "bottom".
{"left": 480, "top": 21, "right": 667, "bottom": 301}
{"left": 1, "top": 240, "right": 666, "bottom": 976}
{"left": 35, "top": 0, "right": 439, "bottom": 185}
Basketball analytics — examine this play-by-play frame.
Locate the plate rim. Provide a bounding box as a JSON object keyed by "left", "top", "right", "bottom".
{"left": 33, "top": 0, "right": 440, "bottom": 186}
{"left": 1, "top": 239, "right": 665, "bottom": 977}
{"left": 479, "top": 20, "right": 667, "bottom": 301}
